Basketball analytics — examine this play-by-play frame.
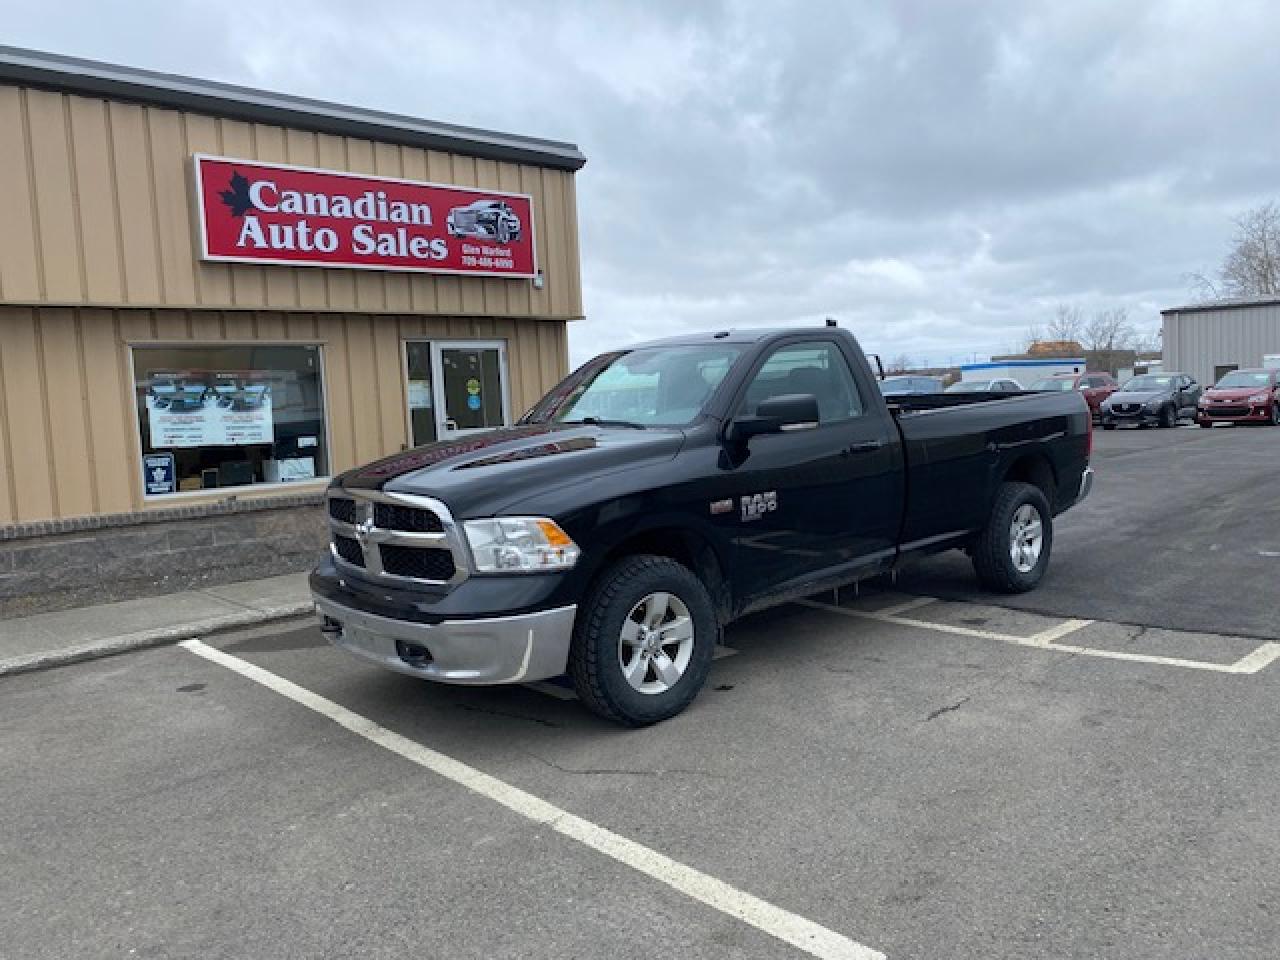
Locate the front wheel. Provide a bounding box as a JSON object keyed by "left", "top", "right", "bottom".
{"left": 972, "top": 482, "right": 1053, "bottom": 593}
{"left": 1270, "top": 403, "right": 1280, "bottom": 426}
{"left": 1161, "top": 405, "right": 1178, "bottom": 428}
{"left": 569, "top": 555, "right": 717, "bottom": 726}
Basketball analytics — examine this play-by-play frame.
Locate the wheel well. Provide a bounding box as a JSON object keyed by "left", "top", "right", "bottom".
{"left": 1003, "top": 453, "right": 1057, "bottom": 506}
{"left": 596, "top": 528, "right": 731, "bottom": 624}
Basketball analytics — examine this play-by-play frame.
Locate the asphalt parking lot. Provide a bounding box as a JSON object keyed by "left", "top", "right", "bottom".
{"left": 4, "top": 423, "right": 1280, "bottom": 960}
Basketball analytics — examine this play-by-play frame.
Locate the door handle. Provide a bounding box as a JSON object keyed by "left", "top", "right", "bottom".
{"left": 846, "top": 439, "right": 885, "bottom": 454}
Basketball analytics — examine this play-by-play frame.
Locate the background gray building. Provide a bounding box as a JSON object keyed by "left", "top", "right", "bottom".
{"left": 1162, "top": 297, "right": 1280, "bottom": 386}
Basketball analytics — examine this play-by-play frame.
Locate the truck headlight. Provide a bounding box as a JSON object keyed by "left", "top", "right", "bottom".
{"left": 463, "top": 517, "right": 580, "bottom": 573}
{"left": 1249, "top": 393, "right": 1269, "bottom": 403}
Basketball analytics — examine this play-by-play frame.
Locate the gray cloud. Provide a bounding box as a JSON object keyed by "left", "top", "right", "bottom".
{"left": 10, "top": 0, "right": 1280, "bottom": 365}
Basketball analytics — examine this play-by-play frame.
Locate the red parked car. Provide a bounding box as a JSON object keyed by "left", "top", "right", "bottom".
{"left": 1195, "top": 369, "right": 1280, "bottom": 426}
{"left": 1028, "top": 372, "right": 1119, "bottom": 421}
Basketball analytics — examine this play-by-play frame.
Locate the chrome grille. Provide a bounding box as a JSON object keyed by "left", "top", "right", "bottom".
{"left": 332, "top": 534, "right": 365, "bottom": 567}
{"left": 373, "top": 502, "right": 443, "bottom": 533}
{"left": 380, "top": 544, "right": 456, "bottom": 580}
{"left": 326, "top": 490, "right": 466, "bottom": 586}
{"left": 328, "top": 497, "right": 358, "bottom": 524}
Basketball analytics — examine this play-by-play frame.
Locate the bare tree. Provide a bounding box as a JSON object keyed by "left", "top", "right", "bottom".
{"left": 887, "top": 353, "right": 913, "bottom": 373}
{"left": 1190, "top": 202, "right": 1280, "bottom": 300}
{"left": 1220, "top": 202, "right": 1280, "bottom": 297}
{"left": 1022, "top": 324, "right": 1045, "bottom": 352}
{"left": 1130, "top": 327, "right": 1162, "bottom": 354}
{"left": 1082, "top": 307, "right": 1134, "bottom": 352}
{"left": 1182, "top": 270, "right": 1219, "bottom": 301}
{"left": 1046, "top": 304, "right": 1084, "bottom": 343}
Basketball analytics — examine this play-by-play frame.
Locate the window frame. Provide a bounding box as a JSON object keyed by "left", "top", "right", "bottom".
{"left": 128, "top": 339, "right": 334, "bottom": 503}
{"left": 729, "top": 337, "right": 867, "bottom": 426}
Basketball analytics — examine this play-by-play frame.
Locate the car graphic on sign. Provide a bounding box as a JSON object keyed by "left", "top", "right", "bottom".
{"left": 213, "top": 376, "right": 271, "bottom": 411}
{"left": 148, "top": 377, "right": 209, "bottom": 412}
{"left": 446, "top": 200, "right": 522, "bottom": 243}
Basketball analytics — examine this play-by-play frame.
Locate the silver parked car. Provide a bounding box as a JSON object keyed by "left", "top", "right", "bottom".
{"left": 446, "top": 200, "right": 522, "bottom": 243}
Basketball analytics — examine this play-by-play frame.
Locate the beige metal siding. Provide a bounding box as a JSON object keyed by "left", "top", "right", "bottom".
{"left": 0, "top": 306, "right": 568, "bottom": 523}
{"left": 0, "top": 85, "right": 583, "bottom": 319}
{"left": 1163, "top": 304, "right": 1280, "bottom": 386}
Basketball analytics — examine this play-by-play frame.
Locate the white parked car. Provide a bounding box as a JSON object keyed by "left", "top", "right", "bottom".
{"left": 945, "top": 378, "right": 1024, "bottom": 394}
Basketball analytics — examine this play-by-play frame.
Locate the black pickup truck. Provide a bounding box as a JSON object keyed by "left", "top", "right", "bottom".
{"left": 312, "top": 327, "right": 1093, "bottom": 725}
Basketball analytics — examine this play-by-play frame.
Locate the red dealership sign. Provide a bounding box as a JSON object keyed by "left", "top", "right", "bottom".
{"left": 191, "top": 154, "right": 536, "bottom": 277}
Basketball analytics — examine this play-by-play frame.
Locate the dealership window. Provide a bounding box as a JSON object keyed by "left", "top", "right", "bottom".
{"left": 132, "top": 344, "right": 328, "bottom": 496}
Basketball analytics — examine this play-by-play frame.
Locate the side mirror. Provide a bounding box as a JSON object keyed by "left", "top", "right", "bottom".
{"left": 728, "top": 393, "right": 820, "bottom": 443}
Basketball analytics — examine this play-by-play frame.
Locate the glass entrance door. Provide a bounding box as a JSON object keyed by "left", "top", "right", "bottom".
{"left": 404, "top": 340, "right": 510, "bottom": 443}
{"left": 405, "top": 341, "right": 437, "bottom": 446}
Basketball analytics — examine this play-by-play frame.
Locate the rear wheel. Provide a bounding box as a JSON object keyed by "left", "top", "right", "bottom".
{"left": 972, "top": 482, "right": 1053, "bottom": 593}
{"left": 569, "top": 555, "right": 716, "bottom": 726}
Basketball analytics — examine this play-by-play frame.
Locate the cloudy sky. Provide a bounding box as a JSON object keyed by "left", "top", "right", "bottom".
{"left": 9, "top": 1, "right": 1280, "bottom": 366}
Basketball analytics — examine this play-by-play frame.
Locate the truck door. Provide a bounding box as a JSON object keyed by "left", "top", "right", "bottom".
{"left": 721, "top": 339, "right": 904, "bottom": 604}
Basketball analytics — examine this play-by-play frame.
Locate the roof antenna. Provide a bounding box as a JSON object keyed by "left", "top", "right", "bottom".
{"left": 825, "top": 316, "right": 838, "bottom": 327}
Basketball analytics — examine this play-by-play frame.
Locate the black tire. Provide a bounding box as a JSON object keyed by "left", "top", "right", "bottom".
{"left": 971, "top": 482, "right": 1053, "bottom": 594}
{"left": 1199, "top": 421, "right": 1212, "bottom": 428}
{"left": 1102, "top": 423, "right": 1116, "bottom": 430}
{"left": 1161, "top": 405, "right": 1178, "bottom": 428}
{"left": 568, "top": 555, "right": 717, "bottom": 726}
{"left": 1270, "top": 403, "right": 1280, "bottom": 426}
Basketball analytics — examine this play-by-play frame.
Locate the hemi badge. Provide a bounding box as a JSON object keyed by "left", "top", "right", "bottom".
{"left": 709, "top": 499, "right": 734, "bottom": 515}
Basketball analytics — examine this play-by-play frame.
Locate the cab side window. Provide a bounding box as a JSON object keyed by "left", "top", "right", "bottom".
{"left": 739, "top": 342, "right": 863, "bottom": 423}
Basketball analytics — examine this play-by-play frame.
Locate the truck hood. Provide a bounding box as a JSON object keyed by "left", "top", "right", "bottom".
{"left": 339, "top": 423, "right": 685, "bottom": 517}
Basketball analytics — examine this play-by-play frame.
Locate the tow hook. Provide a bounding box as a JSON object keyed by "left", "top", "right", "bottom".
{"left": 319, "top": 616, "right": 343, "bottom": 639}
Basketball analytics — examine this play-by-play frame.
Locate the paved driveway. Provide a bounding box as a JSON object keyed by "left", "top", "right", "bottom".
{"left": 4, "top": 422, "right": 1279, "bottom": 960}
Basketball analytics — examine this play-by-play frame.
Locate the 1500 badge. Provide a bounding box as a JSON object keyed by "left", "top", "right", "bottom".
{"left": 740, "top": 491, "right": 778, "bottom": 522}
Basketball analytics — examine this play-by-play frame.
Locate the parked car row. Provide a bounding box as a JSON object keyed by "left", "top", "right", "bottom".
{"left": 878, "top": 366, "right": 1280, "bottom": 429}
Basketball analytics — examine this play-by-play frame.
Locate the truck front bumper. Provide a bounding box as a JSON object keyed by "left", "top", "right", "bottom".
{"left": 1077, "top": 466, "right": 1094, "bottom": 503}
{"left": 313, "top": 594, "right": 577, "bottom": 685}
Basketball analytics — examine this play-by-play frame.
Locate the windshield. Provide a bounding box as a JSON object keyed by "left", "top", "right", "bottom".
{"left": 1030, "top": 378, "right": 1075, "bottom": 391}
{"left": 946, "top": 381, "right": 993, "bottom": 393}
{"left": 1216, "top": 371, "right": 1272, "bottom": 388}
{"left": 523, "top": 344, "right": 744, "bottom": 427}
{"left": 1122, "top": 375, "right": 1172, "bottom": 391}
{"left": 880, "top": 377, "right": 923, "bottom": 395}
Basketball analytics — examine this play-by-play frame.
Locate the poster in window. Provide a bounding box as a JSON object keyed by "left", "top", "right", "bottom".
{"left": 143, "top": 453, "right": 176, "bottom": 495}
{"left": 145, "top": 371, "right": 275, "bottom": 448}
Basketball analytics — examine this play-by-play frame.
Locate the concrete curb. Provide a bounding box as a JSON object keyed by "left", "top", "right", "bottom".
{"left": 0, "top": 600, "right": 316, "bottom": 678}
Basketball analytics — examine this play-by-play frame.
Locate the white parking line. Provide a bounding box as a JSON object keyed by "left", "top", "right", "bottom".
{"left": 797, "top": 600, "right": 1280, "bottom": 675}
{"left": 1026, "top": 619, "right": 1094, "bottom": 645}
{"left": 875, "top": 597, "right": 937, "bottom": 617}
{"left": 179, "top": 639, "right": 885, "bottom": 960}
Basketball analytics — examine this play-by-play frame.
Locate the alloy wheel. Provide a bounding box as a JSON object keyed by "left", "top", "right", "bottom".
{"left": 618, "top": 591, "right": 695, "bottom": 695}
{"left": 1009, "top": 504, "right": 1044, "bottom": 574}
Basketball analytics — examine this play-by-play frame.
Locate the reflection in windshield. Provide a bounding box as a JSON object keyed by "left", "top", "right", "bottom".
{"left": 522, "top": 345, "right": 744, "bottom": 427}
{"left": 946, "top": 381, "right": 993, "bottom": 392}
{"left": 1122, "top": 375, "right": 1173, "bottom": 391}
{"left": 1030, "top": 379, "right": 1075, "bottom": 391}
